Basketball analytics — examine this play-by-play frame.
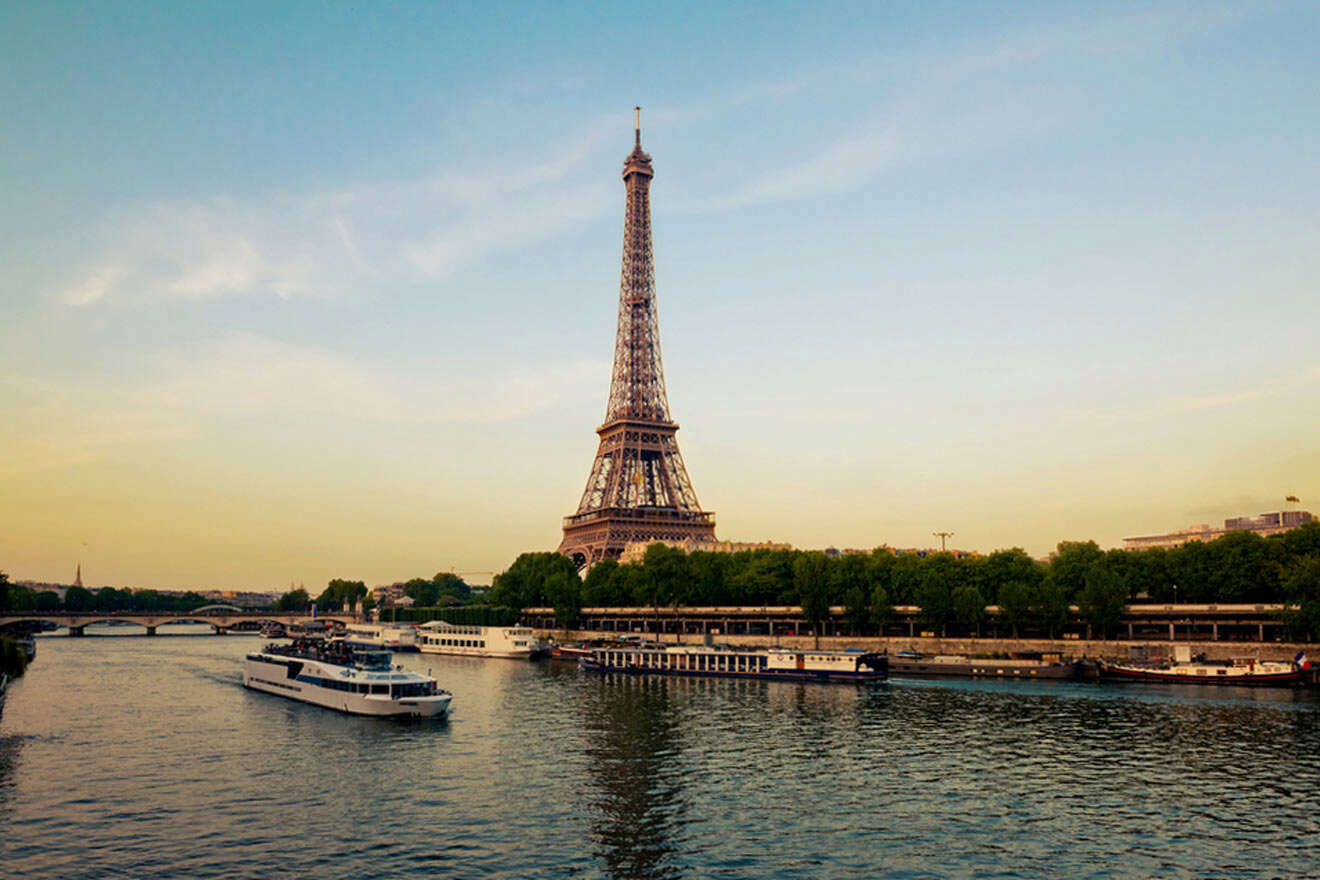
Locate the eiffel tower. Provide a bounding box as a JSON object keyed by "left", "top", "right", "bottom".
{"left": 559, "top": 109, "right": 716, "bottom": 568}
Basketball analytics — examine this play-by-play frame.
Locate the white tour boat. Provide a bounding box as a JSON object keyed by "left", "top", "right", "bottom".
{"left": 243, "top": 639, "right": 452, "bottom": 718}
{"left": 580, "top": 644, "right": 889, "bottom": 683}
{"left": 415, "top": 621, "right": 547, "bottom": 659}
{"left": 335, "top": 622, "right": 418, "bottom": 652}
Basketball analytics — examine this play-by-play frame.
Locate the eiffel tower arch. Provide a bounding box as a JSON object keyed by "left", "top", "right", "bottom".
{"left": 559, "top": 110, "right": 716, "bottom": 569}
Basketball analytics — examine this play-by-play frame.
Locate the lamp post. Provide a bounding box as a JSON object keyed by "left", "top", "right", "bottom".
{"left": 933, "top": 531, "right": 954, "bottom": 553}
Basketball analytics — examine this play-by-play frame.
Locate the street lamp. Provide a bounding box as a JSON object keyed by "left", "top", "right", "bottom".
{"left": 933, "top": 531, "right": 954, "bottom": 552}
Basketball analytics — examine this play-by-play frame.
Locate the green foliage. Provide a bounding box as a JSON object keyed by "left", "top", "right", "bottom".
{"left": 842, "top": 585, "right": 868, "bottom": 634}
{"left": 793, "top": 552, "right": 831, "bottom": 635}
{"left": 274, "top": 588, "right": 311, "bottom": 613}
{"left": 0, "top": 570, "right": 10, "bottom": 612}
{"left": 869, "top": 583, "right": 893, "bottom": 630}
{"left": 639, "top": 543, "right": 690, "bottom": 609}
{"left": 1034, "top": 578, "right": 1071, "bottom": 637}
{"left": 546, "top": 571, "right": 582, "bottom": 629}
{"left": 63, "top": 585, "right": 94, "bottom": 612}
{"left": 1078, "top": 564, "right": 1129, "bottom": 638}
{"left": 0, "top": 636, "right": 26, "bottom": 678}
{"left": 491, "top": 552, "right": 578, "bottom": 611}
{"left": 382, "top": 604, "right": 520, "bottom": 627}
{"left": 1281, "top": 556, "right": 1320, "bottom": 640}
{"left": 952, "top": 585, "right": 986, "bottom": 634}
{"left": 996, "top": 581, "right": 1033, "bottom": 636}
{"left": 1050, "top": 541, "right": 1105, "bottom": 597}
{"left": 317, "top": 579, "right": 367, "bottom": 611}
{"left": 361, "top": 594, "right": 377, "bottom": 614}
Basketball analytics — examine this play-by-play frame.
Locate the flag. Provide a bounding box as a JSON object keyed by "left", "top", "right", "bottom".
{"left": 1286, "top": 495, "right": 1300, "bottom": 502}
{"left": 1294, "top": 651, "right": 1310, "bottom": 671}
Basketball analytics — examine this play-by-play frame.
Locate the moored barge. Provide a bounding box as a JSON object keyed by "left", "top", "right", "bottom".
{"left": 1096, "top": 651, "right": 1309, "bottom": 687}
{"left": 888, "top": 651, "right": 1080, "bottom": 680}
{"left": 581, "top": 645, "right": 888, "bottom": 683}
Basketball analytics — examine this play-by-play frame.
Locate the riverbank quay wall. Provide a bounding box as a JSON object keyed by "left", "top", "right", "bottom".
{"left": 525, "top": 603, "right": 1311, "bottom": 657}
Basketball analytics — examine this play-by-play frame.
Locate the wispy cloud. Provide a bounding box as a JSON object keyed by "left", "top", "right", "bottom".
{"left": 1178, "top": 363, "right": 1320, "bottom": 411}
{"left": 58, "top": 120, "right": 620, "bottom": 306}
{"left": 141, "top": 333, "right": 608, "bottom": 425}
{"left": 703, "top": 1, "right": 1268, "bottom": 210}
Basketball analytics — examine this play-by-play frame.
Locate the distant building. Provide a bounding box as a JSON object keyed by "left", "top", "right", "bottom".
{"left": 1123, "top": 510, "right": 1315, "bottom": 550}
{"left": 371, "top": 583, "right": 409, "bottom": 606}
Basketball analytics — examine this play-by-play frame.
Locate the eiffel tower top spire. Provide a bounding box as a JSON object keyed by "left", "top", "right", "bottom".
{"left": 606, "top": 106, "right": 670, "bottom": 425}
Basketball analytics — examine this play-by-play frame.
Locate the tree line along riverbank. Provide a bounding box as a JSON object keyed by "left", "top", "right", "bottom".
{"left": 6, "top": 523, "right": 1319, "bottom": 643}
{"left": 481, "top": 524, "right": 1320, "bottom": 641}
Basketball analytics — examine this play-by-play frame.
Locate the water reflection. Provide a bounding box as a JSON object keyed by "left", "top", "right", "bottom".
{"left": 582, "top": 676, "right": 688, "bottom": 879}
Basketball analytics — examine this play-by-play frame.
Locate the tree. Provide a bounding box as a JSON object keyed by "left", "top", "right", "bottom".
{"left": 793, "top": 552, "right": 832, "bottom": 645}
{"left": 1034, "top": 578, "right": 1071, "bottom": 638}
{"left": 546, "top": 571, "right": 583, "bottom": 629}
{"left": 842, "top": 585, "right": 868, "bottom": 635}
{"left": 869, "top": 583, "right": 894, "bottom": 633}
{"left": 491, "top": 553, "right": 578, "bottom": 611}
{"left": 982, "top": 548, "right": 1044, "bottom": 600}
{"left": 997, "top": 581, "right": 1032, "bottom": 637}
{"left": 0, "top": 636, "right": 26, "bottom": 679}
{"left": 274, "top": 588, "right": 311, "bottom": 613}
{"left": 433, "top": 572, "right": 471, "bottom": 602}
{"left": 916, "top": 553, "right": 961, "bottom": 636}
{"left": 35, "top": 590, "right": 61, "bottom": 612}
{"left": 361, "top": 594, "right": 377, "bottom": 615}
{"left": 1281, "top": 556, "right": 1320, "bottom": 641}
{"left": 1049, "top": 541, "right": 1104, "bottom": 597}
{"left": 952, "top": 585, "right": 986, "bottom": 636}
{"left": 318, "top": 579, "right": 367, "bottom": 611}
{"left": 1078, "top": 565, "right": 1129, "bottom": 638}
{"left": 402, "top": 578, "right": 438, "bottom": 607}
{"left": 0, "top": 570, "right": 10, "bottom": 612}
{"left": 64, "top": 585, "right": 94, "bottom": 612}
{"left": 582, "top": 558, "right": 624, "bottom": 606}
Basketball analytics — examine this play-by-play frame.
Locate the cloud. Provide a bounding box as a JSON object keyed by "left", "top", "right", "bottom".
{"left": 59, "top": 121, "right": 621, "bottom": 307}
{"left": 707, "top": 1, "right": 1268, "bottom": 210}
{"left": 140, "top": 333, "right": 607, "bottom": 425}
{"left": 1177, "top": 363, "right": 1320, "bottom": 411}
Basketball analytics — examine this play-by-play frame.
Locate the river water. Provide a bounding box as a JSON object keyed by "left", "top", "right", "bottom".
{"left": 2, "top": 628, "right": 1319, "bottom": 879}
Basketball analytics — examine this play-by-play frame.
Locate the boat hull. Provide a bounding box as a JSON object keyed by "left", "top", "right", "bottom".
{"left": 242, "top": 657, "right": 451, "bottom": 718}
{"left": 579, "top": 659, "right": 885, "bottom": 683}
{"left": 888, "top": 659, "right": 1080, "bottom": 680}
{"left": 1096, "top": 661, "right": 1306, "bottom": 687}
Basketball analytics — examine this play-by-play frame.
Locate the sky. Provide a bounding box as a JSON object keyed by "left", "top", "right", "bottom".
{"left": 2, "top": 1, "right": 1318, "bottom": 591}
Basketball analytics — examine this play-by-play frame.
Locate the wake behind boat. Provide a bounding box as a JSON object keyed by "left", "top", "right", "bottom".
{"left": 243, "top": 639, "right": 452, "bottom": 718}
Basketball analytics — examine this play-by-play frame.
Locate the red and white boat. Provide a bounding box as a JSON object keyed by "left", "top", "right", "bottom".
{"left": 1098, "top": 648, "right": 1310, "bottom": 687}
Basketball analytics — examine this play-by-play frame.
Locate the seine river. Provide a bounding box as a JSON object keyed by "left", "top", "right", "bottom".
{"left": 3, "top": 628, "right": 1319, "bottom": 879}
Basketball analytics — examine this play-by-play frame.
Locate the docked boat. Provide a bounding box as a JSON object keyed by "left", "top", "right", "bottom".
{"left": 242, "top": 639, "right": 452, "bottom": 718}
{"left": 415, "top": 621, "right": 547, "bottom": 659}
{"left": 335, "top": 623, "right": 418, "bottom": 652}
{"left": 286, "top": 620, "right": 333, "bottom": 639}
{"left": 580, "top": 645, "right": 888, "bottom": 683}
{"left": 260, "top": 622, "right": 287, "bottom": 639}
{"left": 888, "top": 651, "right": 1080, "bottom": 680}
{"left": 1097, "top": 648, "right": 1309, "bottom": 687}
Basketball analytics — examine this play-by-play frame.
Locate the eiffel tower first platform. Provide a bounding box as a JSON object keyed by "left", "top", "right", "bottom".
{"left": 559, "top": 110, "right": 716, "bottom": 569}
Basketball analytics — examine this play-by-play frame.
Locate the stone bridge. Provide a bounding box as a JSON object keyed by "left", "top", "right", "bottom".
{"left": 0, "top": 609, "right": 356, "bottom": 636}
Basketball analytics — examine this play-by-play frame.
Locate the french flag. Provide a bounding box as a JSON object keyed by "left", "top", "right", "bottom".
{"left": 1294, "top": 651, "right": 1310, "bottom": 670}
